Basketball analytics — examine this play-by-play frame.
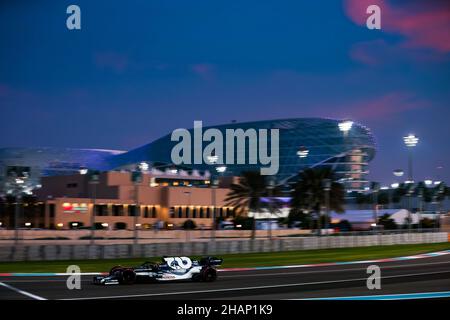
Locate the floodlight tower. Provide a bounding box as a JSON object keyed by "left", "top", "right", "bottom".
{"left": 403, "top": 134, "right": 419, "bottom": 182}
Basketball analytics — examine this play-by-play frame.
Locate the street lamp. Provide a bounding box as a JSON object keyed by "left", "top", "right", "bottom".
{"left": 322, "top": 179, "right": 331, "bottom": 236}
{"left": 417, "top": 188, "right": 424, "bottom": 232}
{"left": 88, "top": 171, "right": 100, "bottom": 245}
{"left": 371, "top": 182, "right": 380, "bottom": 233}
{"left": 8, "top": 170, "right": 29, "bottom": 245}
{"left": 434, "top": 183, "right": 446, "bottom": 230}
{"left": 131, "top": 168, "right": 143, "bottom": 249}
{"left": 184, "top": 191, "right": 192, "bottom": 242}
{"left": 211, "top": 177, "right": 219, "bottom": 241}
{"left": 266, "top": 176, "right": 276, "bottom": 240}
{"left": 14, "top": 177, "right": 24, "bottom": 245}
{"left": 403, "top": 134, "right": 419, "bottom": 182}
{"left": 405, "top": 183, "right": 415, "bottom": 231}
{"left": 209, "top": 165, "right": 227, "bottom": 241}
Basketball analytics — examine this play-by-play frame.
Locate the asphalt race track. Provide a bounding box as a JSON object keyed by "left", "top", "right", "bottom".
{"left": 1, "top": 254, "right": 450, "bottom": 300}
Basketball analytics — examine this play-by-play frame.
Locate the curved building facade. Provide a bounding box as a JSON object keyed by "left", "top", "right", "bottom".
{"left": 0, "top": 147, "right": 124, "bottom": 195}
{"left": 111, "top": 118, "right": 376, "bottom": 191}
{"left": 0, "top": 118, "right": 376, "bottom": 193}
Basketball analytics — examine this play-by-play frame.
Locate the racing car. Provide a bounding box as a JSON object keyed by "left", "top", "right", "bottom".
{"left": 92, "top": 256, "right": 223, "bottom": 285}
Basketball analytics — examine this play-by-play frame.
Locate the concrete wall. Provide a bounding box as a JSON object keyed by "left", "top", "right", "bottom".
{"left": 0, "top": 232, "right": 447, "bottom": 262}
{"left": 0, "top": 229, "right": 309, "bottom": 240}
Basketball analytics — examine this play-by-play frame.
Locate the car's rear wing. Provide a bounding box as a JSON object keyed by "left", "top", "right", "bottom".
{"left": 200, "top": 256, "right": 223, "bottom": 266}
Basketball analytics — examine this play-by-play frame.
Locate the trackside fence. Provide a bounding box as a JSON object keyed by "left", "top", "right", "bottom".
{"left": 0, "top": 232, "right": 447, "bottom": 262}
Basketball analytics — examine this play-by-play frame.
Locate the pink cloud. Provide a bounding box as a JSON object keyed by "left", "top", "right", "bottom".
{"left": 350, "top": 39, "right": 387, "bottom": 66}
{"left": 0, "top": 84, "right": 12, "bottom": 98}
{"left": 344, "top": 0, "right": 450, "bottom": 53}
{"left": 93, "top": 52, "right": 129, "bottom": 73}
{"left": 349, "top": 38, "right": 447, "bottom": 66}
{"left": 331, "top": 91, "right": 431, "bottom": 120}
{"left": 190, "top": 63, "right": 215, "bottom": 80}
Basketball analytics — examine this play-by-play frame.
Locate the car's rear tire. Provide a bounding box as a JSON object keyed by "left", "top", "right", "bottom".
{"left": 201, "top": 267, "right": 217, "bottom": 282}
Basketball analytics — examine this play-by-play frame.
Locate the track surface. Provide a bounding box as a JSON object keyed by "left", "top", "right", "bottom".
{"left": 1, "top": 254, "right": 450, "bottom": 300}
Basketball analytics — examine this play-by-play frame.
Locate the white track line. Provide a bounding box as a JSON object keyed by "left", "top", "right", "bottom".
{"left": 6, "top": 260, "right": 450, "bottom": 283}
{"left": 295, "top": 290, "right": 450, "bottom": 300}
{"left": 4, "top": 260, "right": 450, "bottom": 284}
{"left": 0, "top": 282, "right": 47, "bottom": 300}
{"left": 220, "top": 260, "right": 450, "bottom": 278}
{"left": 60, "top": 270, "right": 450, "bottom": 300}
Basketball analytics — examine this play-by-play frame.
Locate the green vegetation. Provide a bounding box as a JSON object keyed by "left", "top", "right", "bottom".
{"left": 289, "top": 167, "right": 345, "bottom": 232}
{"left": 225, "top": 171, "right": 274, "bottom": 239}
{"left": 0, "top": 242, "right": 449, "bottom": 273}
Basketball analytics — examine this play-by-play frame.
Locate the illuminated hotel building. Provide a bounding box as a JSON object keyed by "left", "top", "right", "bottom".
{"left": 0, "top": 118, "right": 376, "bottom": 195}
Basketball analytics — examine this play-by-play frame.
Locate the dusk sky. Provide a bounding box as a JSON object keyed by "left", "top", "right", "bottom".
{"left": 0, "top": 0, "right": 449, "bottom": 185}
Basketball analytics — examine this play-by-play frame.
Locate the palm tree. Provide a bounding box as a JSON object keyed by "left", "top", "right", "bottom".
{"left": 225, "top": 171, "right": 280, "bottom": 239}
{"left": 290, "top": 167, "right": 345, "bottom": 234}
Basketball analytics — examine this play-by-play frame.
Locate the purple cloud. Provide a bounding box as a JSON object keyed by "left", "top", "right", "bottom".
{"left": 328, "top": 91, "right": 432, "bottom": 121}
{"left": 344, "top": 0, "right": 450, "bottom": 53}
{"left": 190, "top": 63, "right": 215, "bottom": 80}
{"left": 93, "top": 52, "right": 129, "bottom": 73}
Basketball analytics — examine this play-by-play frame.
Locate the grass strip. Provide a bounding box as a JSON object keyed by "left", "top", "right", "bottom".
{"left": 0, "top": 242, "right": 449, "bottom": 273}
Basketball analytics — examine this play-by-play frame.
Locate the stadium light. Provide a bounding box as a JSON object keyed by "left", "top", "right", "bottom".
{"left": 403, "top": 134, "right": 419, "bottom": 182}
{"left": 393, "top": 169, "right": 404, "bottom": 177}
{"left": 403, "top": 134, "right": 419, "bottom": 147}
{"left": 297, "top": 147, "right": 309, "bottom": 158}
{"left": 211, "top": 166, "right": 226, "bottom": 241}
{"left": 424, "top": 179, "right": 433, "bottom": 186}
{"left": 391, "top": 183, "right": 399, "bottom": 189}
{"left": 216, "top": 166, "right": 227, "bottom": 173}
{"left": 207, "top": 154, "right": 219, "bottom": 164}
{"left": 139, "top": 162, "right": 149, "bottom": 172}
{"left": 338, "top": 120, "right": 353, "bottom": 133}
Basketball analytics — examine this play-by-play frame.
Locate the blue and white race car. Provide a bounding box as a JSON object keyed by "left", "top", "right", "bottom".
{"left": 93, "top": 256, "right": 223, "bottom": 285}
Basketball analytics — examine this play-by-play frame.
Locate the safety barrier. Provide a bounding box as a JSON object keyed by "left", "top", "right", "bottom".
{"left": 0, "top": 232, "right": 447, "bottom": 262}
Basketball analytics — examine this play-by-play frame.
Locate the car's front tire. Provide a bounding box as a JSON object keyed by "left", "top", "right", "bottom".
{"left": 117, "top": 268, "right": 136, "bottom": 285}
{"left": 192, "top": 273, "right": 201, "bottom": 282}
{"left": 109, "top": 265, "right": 123, "bottom": 276}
